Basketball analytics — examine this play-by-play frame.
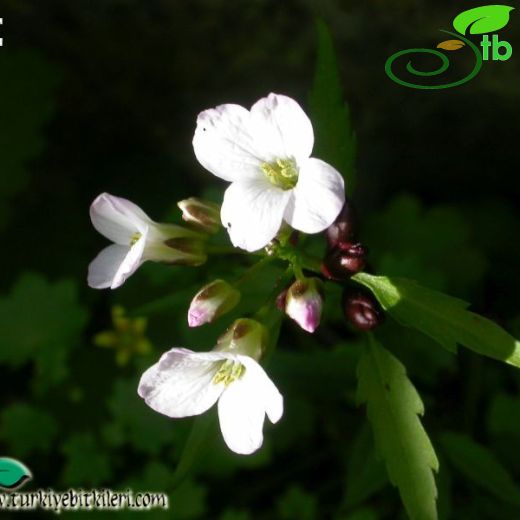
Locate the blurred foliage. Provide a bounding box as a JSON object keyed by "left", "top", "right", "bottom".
{"left": 0, "top": 1, "right": 519, "bottom": 519}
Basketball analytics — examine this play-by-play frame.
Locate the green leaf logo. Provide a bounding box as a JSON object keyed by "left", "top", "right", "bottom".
{"left": 0, "top": 457, "right": 32, "bottom": 490}
{"left": 453, "top": 5, "right": 514, "bottom": 35}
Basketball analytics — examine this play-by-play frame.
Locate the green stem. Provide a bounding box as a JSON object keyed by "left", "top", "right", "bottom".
{"left": 205, "top": 245, "right": 249, "bottom": 255}
{"left": 234, "top": 256, "right": 273, "bottom": 287}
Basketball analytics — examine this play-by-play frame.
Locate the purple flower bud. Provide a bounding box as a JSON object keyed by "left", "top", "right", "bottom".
{"left": 177, "top": 197, "right": 221, "bottom": 234}
{"left": 322, "top": 242, "right": 367, "bottom": 280}
{"left": 325, "top": 200, "right": 357, "bottom": 249}
{"left": 342, "top": 290, "right": 383, "bottom": 331}
{"left": 188, "top": 279, "right": 240, "bottom": 327}
{"left": 285, "top": 278, "right": 324, "bottom": 333}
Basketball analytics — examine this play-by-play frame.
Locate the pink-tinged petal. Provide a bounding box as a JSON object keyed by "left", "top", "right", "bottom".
{"left": 221, "top": 179, "right": 291, "bottom": 252}
{"left": 284, "top": 158, "right": 345, "bottom": 234}
{"left": 217, "top": 357, "right": 283, "bottom": 455}
{"left": 286, "top": 295, "right": 323, "bottom": 333}
{"left": 87, "top": 244, "right": 130, "bottom": 289}
{"left": 138, "top": 348, "right": 230, "bottom": 418}
{"left": 193, "top": 104, "right": 264, "bottom": 182}
{"left": 90, "top": 193, "right": 152, "bottom": 245}
{"left": 250, "top": 93, "right": 314, "bottom": 163}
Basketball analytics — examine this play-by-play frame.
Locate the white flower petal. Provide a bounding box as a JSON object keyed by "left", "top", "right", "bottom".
{"left": 221, "top": 179, "right": 290, "bottom": 252}
{"left": 239, "top": 356, "right": 283, "bottom": 424}
{"left": 250, "top": 93, "right": 314, "bottom": 163}
{"left": 88, "top": 244, "right": 130, "bottom": 289}
{"left": 138, "top": 348, "right": 231, "bottom": 418}
{"left": 110, "top": 231, "right": 148, "bottom": 288}
{"left": 193, "top": 104, "right": 264, "bottom": 182}
{"left": 284, "top": 158, "right": 345, "bottom": 234}
{"left": 217, "top": 357, "right": 282, "bottom": 455}
{"left": 90, "top": 193, "right": 152, "bottom": 244}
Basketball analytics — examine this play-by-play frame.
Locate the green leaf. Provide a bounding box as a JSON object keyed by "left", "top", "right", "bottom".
{"left": 440, "top": 432, "right": 520, "bottom": 506}
{"left": 487, "top": 393, "right": 520, "bottom": 437}
{"left": 0, "top": 457, "right": 32, "bottom": 490}
{"left": 276, "top": 485, "right": 318, "bottom": 520}
{"left": 356, "top": 335, "right": 438, "bottom": 520}
{"left": 0, "top": 403, "right": 58, "bottom": 457}
{"left": 363, "top": 195, "right": 486, "bottom": 294}
{"left": 0, "top": 273, "right": 87, "bottom": 390}
{"left": 353, "top": 273, "right": 520, "bottom": 368}
{"left": 170, "top": 478, "right": 208, "bottom": 520}
{"left": 108, "top": 377, "right": 174, "bottom": 454}
{"left": 308, "top": 19, "right": 356, "bottom": 190}
{"left": 453, "top": 5, "right": 514, "bottom": 35}
{"left": 61, "top": 433, "right": 112, "bottom": 486}
{"left": 172, "top": 410, "right": 217, "bottom": 489}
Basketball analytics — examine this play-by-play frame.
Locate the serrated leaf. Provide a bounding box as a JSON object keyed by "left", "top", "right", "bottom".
{"left": 0, "top": 273, "right": 87, "bottom": 390}
{"left": 453, "top": 5, "right": 514, "bottom": 35}
{"left": 440, "top": 432, "right": 520, "bottom": 506}
{"left": 353, "top": 273, "right": 520, "bottom": 368}
{"left": 308, "top": 19, "right": 356, "bottom": 190}
{"left": 436, "top": 40, "right": 465, "bottom": 51}
{"left": 0, "top": 457, "right": 32, "bottom": 490}
{"left": 356, "top": 335, "right": 438, "bottom": 520}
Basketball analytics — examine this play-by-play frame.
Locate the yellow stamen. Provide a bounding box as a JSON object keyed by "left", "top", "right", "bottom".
{"left": 261, "top": 158, "right": 298, "bottom": 190}
{"left": 130, "top": 232, "right": 142, "bottom": 246}
{"left": 212, "top": 359, "right": 246, "bottom": 386}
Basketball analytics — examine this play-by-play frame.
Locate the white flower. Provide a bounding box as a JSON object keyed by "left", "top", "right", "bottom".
{"left": 138, "top": 347, "right": 283, "bottom": 455}
{"left": 193, "top": 93, "right": 346, "bottom": 252}
{"left": 88, "top": 193, "right": 206, "bottom": 289}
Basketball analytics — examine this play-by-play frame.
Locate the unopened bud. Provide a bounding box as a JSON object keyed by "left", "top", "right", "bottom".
{"left": 148, "top": 223, "right": 208, "bottom": 266}
{"left": 325, "top": 200, "right": 357, "bottom": 249}
{"left": 285, "top": 277, "right": 324, "bottom": 333}
{"left": 322, "top": 242, "right": 367, "bottom": 280}
{"left": 188, "top": 279, "right": 240, "bottom": 327}
{"left": 215, "top": 318, "right": 267, "bottom": 360}
{"left": 342, "top": 290, "right": 383, "bottom": 331}
{"left": 276, "top": 289, "right": 288, "bottom": 311}
{"left": 177, "top": 197, "right": 221, "bottom": 234}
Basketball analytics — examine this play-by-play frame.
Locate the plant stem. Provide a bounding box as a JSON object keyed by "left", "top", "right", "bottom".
{"left": 234, "top": 256, "right": 273, "bottom": 287}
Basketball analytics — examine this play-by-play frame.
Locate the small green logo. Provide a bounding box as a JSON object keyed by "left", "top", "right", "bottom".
{"left": 385, "top": 5, "right": 514, "bottom": 89}
{"left": 0, "top": 457, "right": 32, "bottom": 490}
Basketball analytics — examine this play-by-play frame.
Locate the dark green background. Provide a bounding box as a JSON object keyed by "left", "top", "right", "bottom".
{"left": 0, "top": 1, "right": 519, "bottom": 519}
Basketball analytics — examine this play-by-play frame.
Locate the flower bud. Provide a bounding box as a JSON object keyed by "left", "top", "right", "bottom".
{"left": 146, "top": 223, "right": 208, "bottom": 266}
{"left": 321, "top": 242, "right": 367, "bottom": 280}
{"left": 325, "top": 200, "right": 357, "bottom": 249}
{"left": 215, "top": 318, "right": 267, "bottom": 360}
{"left": 177, "top": 197, "right": 221, "bottom": 234}
{"left": 188, "top": 279, "right": 241, "bottom": 327}
{"left": 285, "top": 277, "right": 324, "bottom": 333}
{"left": 342, "top": 290, "right": 383, "bottom": 331}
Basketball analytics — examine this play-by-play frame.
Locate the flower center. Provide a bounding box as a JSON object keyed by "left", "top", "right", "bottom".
{"left": 129, "top": 232, "right": 142, "bottom": 246}
{"left": 261, "top": 158, "right": 298, "bottom": 190}
{"left": 212, "top": 359, "right": 246, "bottom": 386}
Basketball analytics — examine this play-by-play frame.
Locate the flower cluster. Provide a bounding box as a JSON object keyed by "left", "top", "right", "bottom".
{"left": 88, "top": 93, "right": 378, "bottom": 455}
